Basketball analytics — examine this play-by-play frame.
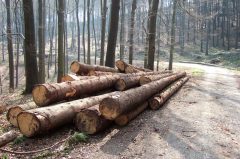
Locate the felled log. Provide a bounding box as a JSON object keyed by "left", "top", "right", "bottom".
{"left": 87, "top": 70, "right": 114, "bottom": 76}
{"left": 70, "top": 61, "right": 118, "bottom": 75}
{"left": 115, "top": 102, "right": 148, "bottom": 126}
{"left": 0, "top": 130, "right": 18, "bottom": 147}
{"left": 149, "top": 77, "right": 189, "bottom": 110}
{"left": 75, "top": 105, "right": 112, "bottom": 134}
{"left": 115, "top": 60, "right": 151, "bottom": 73}
{"left": 32, "top": 75, "right": 120, "bottom": 106}
{"left": 139, "top": 73, "right": 176, "bottom": 85}
{"left": 17, "top": 92, "right": 117, "bottom": 137}
{"left": 7, "top": 102, "right": 38, "bottom": 127}
{"left": 61, "top": 74, "right": 96, "bottom": 82}
{"left": 99, "top": 72, "right": 186, "bottom": 120}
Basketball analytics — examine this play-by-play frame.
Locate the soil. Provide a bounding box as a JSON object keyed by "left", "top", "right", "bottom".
{"left": 0, "top": 63, "right": 240, "bottom": 159}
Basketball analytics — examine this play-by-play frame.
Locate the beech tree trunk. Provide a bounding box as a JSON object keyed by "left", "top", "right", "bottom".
{"left": 32, "top": 75, "right": 120, "bottom": 106}
{"left": 115, "top": 102, "right": 148, "bottom": 126}
{"left": 75, "top": 105, "right": 112, "bottom": 134}
{"left": 17, "top": 92, "right": 117, "bottom": 137}
{"left": 100, "top": 72, "right": 186, "bottom": 120}
{"left": 139, "top": 73, "right": 175, "bottom": 85}
{"left": 0, "top": 130, "right": 18, "bottom": 147}
{"left": 149, "top": 76, "right": 189, "bottom": 110}
{"left": 71, "top": 61, "right": 118, "bottom": 75}
{"left": 7, "top": 102, "right": 38, "bottom": 127}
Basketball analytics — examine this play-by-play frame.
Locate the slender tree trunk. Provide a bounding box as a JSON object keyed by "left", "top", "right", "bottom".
{"left": 87, "top": 0, "right": 91, "bottom": 64}
{"left": 23, "top": 0, "right": 39, "bottom": 93}
{"left": 105, "top": 0, "right": 120, "bottom": 67}
{"left": 57, "top": 0, "right": 65, "bottom": 82}
{"left": 147, "top": 0, "right": 159, "bottom": 70}
{"left": 100, "top": 0, "right": 107, "bottom": 65}
{"left": 75, "top": 0, "right": 81, "bottom": 61}
{"left": 82, "top": 0, "right": 86, "bottom": 63}
{"left": 168, "top": 0, "right": 177, "bottom": 70}
{"left": 14, "top": 0, "right": 20, "bottom": 88}
{"left": 119, "top": 0, "right": 125, "bottom": 60}
{"left": 92, "top": 1, "right": 97, "bottom": 65}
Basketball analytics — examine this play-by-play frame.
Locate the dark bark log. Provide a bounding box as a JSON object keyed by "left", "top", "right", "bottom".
{"left": 75, "top": 105, "right": 112, "bottom": 134}
{"left": 100, "top": 72, "right": 186, "bottom": 120}
{"left": 149, "top": 77, "right": 189, "bottom": 110}
{"left": 17, "top": 92, "right": 117, "bottom": 137}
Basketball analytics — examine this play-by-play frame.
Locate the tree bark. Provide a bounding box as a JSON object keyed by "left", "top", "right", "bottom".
{"left": 32, "top": 75, "right": 120, "bottom": 106}
{"left": 82, "top": 0, "right": 86, "bottom": 63}
{"left": 75, "top": 0, "right": 81, "bottom": 61}
{"left": 17, "top": 92, "right": 117, "bottom": 137}
{"left": 149, "top": 76, "right": 189, "bottom": 110}
{"left": 70, "top": 61, "right": 118, "bottom": 75}
{"left": 75, "top": 105, "right": 112, "bottom": 134}
{"left": 119, "top": 0, "right": 125, "bottom": 60}
{"left": 115, "top": 60, "right": 151, "bottom": 73}
{"left": 0, "top": 130, "right": 18, "bottom": 147}
{"left": 23, "top": 0, "right": 39, "bottom": 93}
{"left": 100, "top": 0, "right": 107, "bottom": 65}
{"left": 105, "top": 0, "right": 120, "bottom": 67}
{"left": 87, "top": 0, "right": 91, "bottom": 64}
{"left": 100, "top": 72, "right": 186, "bottom": 120}
{"left": 61, "top": 74, "right": 96, "bottom": 82}
{"left": 115, "top": 102, "right": 148, "bottom": 126}
{"left": 7, "top": 102, "right": 38, "bottom": 127}
{"left": 87, "top": 71, "right": 115, "bottom": 76}
{"left": 139, "top": 73, "right": 175, "bottom": 85}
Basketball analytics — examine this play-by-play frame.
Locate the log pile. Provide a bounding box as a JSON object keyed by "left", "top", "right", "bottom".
{"left": 3, "top": 60, "right": 189, "bottom": 146}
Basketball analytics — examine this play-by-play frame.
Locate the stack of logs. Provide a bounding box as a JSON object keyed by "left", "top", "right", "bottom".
{"left": 2, "top": 60, "right": 189, "bottom": 144}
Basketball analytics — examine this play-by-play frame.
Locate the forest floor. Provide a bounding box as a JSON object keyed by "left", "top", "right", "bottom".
{"left": 0, "top": 62, "right": 240, "bottom": 159}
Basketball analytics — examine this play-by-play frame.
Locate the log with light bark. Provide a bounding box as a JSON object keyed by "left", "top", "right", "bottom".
{"left": 99, "top": 72, "right": 186, "bottom": 120}
{"left": 115, "top": 60, "right": 151, "bottom": 73}
{"left": 17, "top": 92, "right": 118, "bottom": 137}
{"left": 7, "top": 102, "right": 38, "bottom": 127}
{"left": 139, "top": 73, "right": 176, "bottom": 85}
{"left": 70, "top": 61, "right": 118, "bottom": 75}
{"left": 61, "top": 74, "right": 97, "bottom": 82}
{"left": 149, "top": 76, "right": 189, "bottom": 110}
{"left": 115, "top": 102, "right": 148, "bottom": 126}
{"left": 0, "top": 130, "right": 18, "bottom": 147}
{"left": 87, "top": 70, "right": 114, "bottom": 76}
{"left": 75, "top": 105, "right": 112, "bottom": 134}
{"left": 32, "top": 75, "right": 120, "bottom": 106}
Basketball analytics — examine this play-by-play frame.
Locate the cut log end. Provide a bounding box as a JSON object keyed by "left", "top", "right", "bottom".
{"left": 115, "top": 60, "right": 125, "bottom": 72}
{"left": 139, "top": 77, "right": 151, "bottom": 85}
{"left": 17, "top": 112, "right": 40, "bottom": 137}
{"left": 75, "top": 111, "right": 98, "bottom": 134}
{"left": 99, "top": 98, "right": 120, "bottom": 120}
{"left": 114, "top": 115, "right": 128, "bottom": 126}
{"left": 149, "top": 97, "right": 163, "bottom": 110}
{"left": 32, "top": 85, "right": 48, "bottom": 106}
{"left": 114, "top": 79, "right": 126, "bottom": 91}
{"left": 70, "top": 61, "right": 80, "bottom": 74}
{"left": 61, "top": 74, "right": 76, "bottom": 82}
{"left": 7, "top": 106, "right": 24, "bottom": 127}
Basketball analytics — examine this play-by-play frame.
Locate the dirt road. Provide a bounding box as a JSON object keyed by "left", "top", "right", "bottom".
{"left": 69, "top": 63, "right": 240, "bottom": 159}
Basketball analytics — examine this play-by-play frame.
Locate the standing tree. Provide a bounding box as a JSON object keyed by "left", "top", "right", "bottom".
{"left": 5, "top": 0, "right": 14, "bottom": 91}
{"left": 23, "top": 0, "right": 39, "bottom": 93}
{"left": 128, "top": 0, "right": 137, "bottom": 65}
{"left": 147, "top": 0, "right": 159, "bottom": 70}
{"left": 75, "top": 0, "right": 81, "bottom": 61}
{"left": 82, "top": 0, "right": 86, "bottom": 63}
{"left": 38, "top": 0, "right": 46, "bottom": 83}
{"left": 57, "top": 0, "right": 65, "bottom": 82}
{"left": 105, "top": 0, "right": 120, "bottom": 67}
{"left": 119, "top": 0, "right": 125, "bottom": 60}
{"left": 87, "top": 0, "right": 91, "bottom": 64}
{"left": 100, "top": 0, "right": 107, "bottom": 65}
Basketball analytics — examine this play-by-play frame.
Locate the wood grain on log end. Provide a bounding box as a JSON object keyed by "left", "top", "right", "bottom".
{"left": 32, "top": 85, "right": 48, "bottom": 106}
{"left": 99, "top": 97, "right": 120, "bottom": 120}
{"left": 139, "top": 76, "right": 151, "bottom": 85}
{"left": 114, "top": 79, "right": 126, "bottom": 91}
{"left": 7, "top": 106, "right": 24, "bottom": 127}
{"left": 115, "top": 60, "right": 125, "bottom": 72}
{"left": 70, "top": 61, "right": 80, "bottom": 74}
{"left": 17, "top": 112, "right": 40, "bottom": 137}
{"left": 149, "top": 97, "right": 163, "bottom": 110}
{"left": 61, "top": 74, "right": 78, "bottom": 82}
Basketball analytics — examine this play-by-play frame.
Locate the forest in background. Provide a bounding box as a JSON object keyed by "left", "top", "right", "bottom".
{"left": 0, "top": 0, "right": 239, "bottom": 94}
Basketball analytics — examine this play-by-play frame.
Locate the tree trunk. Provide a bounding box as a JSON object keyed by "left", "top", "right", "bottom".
{"left": 75, "top": 0, "right": 81, "bottom": 61}
{"left": 0, "top": 130, "right": 18, "bottom": 147}
{"left": 139, "top": 73, "right": 175, "bottom": 85}
{"left": 87, "top": 71, "right": 115, "bottom": 76}
{"left": 87, "top": 0, "right": 91, "bottom": 64}
{"left": 38, "top": 0, "right": 46, "bottom": 83}
{"left": 114, "top": 75, "right": 142, "bottom": 91}
{"left": 128, "top": 0, "right": 137, "bottom": 64}
{"left": 32, "top": 75, "right": 120, "bottom": 106}
{"left": 82, "top": 0, "right": 86, "bottom": 63}
{"left": 115, "top": 102, "right": 148, "bottom": 126}
{"left": 119, "top": 0, "right": 125, "bottom": 60}
{"left": 100, "top": 72, "right": 186, "bottom": 120}
{"left": 105, "top": 0, "right": 120, "bottom": 67}
{"left": 7, "top": 102, "right": 38, "bottom": 127}
{"left": 6, "top": 0, "right": 14, "bottom": 92}
{"left": 75, "top": 105, "right": 112, "bottom": 134}
{"left": 70, "top": 61, "right": 118, "bottom": 75}
{"left": 100, "top": 0, "right": 107, "bottom": 65}
{"left": 17, "top": 92, "right": 117, "bottom": 137}
{"left": 115, "top": 60, "right": 151, "bottom": 73}
{"left": 61, "top": 74, "right": 96, "bottom": 82}
{"left": 23, "top": 0, "right": 39, "bottom": 93}
{"left": 149, "top": 76, "right": 189, "bottom": 110}
{"left": 147, "top": 0, "right": 159, "bottom": 70}
{"left": 168, "top": 0, "right": 177, "bottom": 70}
